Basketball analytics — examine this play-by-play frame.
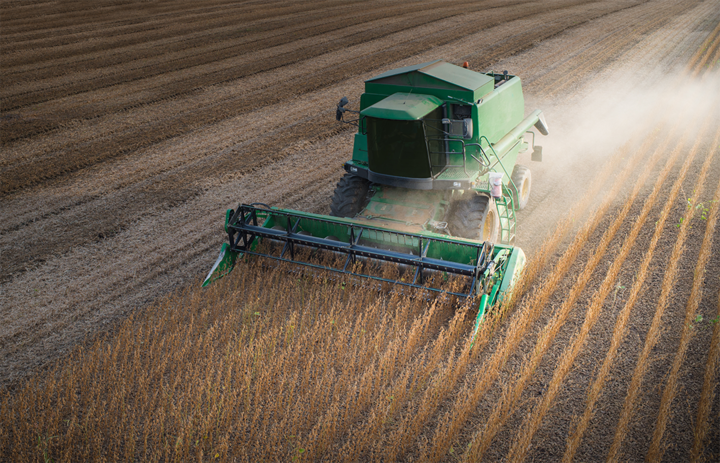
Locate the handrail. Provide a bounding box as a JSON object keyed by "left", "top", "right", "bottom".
{"left": 464, "top": 142, "right": 491, "bottom": 167}
{"left": 477, "top": 135, "right": 519, "bottom": 201}
{"left": 425, "top": 136, "right": 471, "bottom": 177}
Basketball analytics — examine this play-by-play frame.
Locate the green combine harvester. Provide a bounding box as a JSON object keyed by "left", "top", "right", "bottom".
{"left": 204, "top": 60, "right": 548, "bottom": 328}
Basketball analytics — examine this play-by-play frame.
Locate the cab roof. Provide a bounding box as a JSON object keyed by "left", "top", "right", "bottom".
{"left": 360, "top": 93, "right": 443, "bottom": 120}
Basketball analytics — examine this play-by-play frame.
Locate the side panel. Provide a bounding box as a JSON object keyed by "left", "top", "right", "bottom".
{"left": 352, "top": 133, "right": 368, "bottom": 165}
{"left": 497, "top": 140, "right": 522, "bottom": 181}
{"left": 472, "top": 141, "right": 522, "bottom": 193}
{"left": 475, "top": 77, "right": 525, "bottom": 145}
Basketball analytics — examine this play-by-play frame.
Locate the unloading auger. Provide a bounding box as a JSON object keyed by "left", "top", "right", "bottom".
{"left": 204, "top": 60, "right": 548, "bottom": 328}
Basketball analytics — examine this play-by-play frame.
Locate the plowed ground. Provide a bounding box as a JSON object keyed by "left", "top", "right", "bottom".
{"left": 1, "top": 0, "right": 720, "bottom": 461}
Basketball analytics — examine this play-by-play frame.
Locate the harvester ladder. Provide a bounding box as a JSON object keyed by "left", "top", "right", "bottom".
{"left": 495, "top": 192, "right": 516, "bottom": 245}
{"left": 475, "top": 136, "right": 518, "bottom": 245}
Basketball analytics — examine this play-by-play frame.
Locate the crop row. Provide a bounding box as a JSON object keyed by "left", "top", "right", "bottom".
{"left": 429, "top": 129, "right": 657, "bottom": 461}
{"left": 1, "top": 2, "right": 470, "bottom": 109}
{"left": 560, "top": 123, "right": 714, "bottom": 462}
{"left": 2, "top": 2, "right": 719, "bottom": 462}
{"left": 465, "top": 123, "right": 675, "bottom": 462}
{"left": 458, "top": 38, "right": 720, "bottom": 460}
{"left": 0, "top": 0, "right": 337, "bottom": 40}
{"left": 1, "top": 1, "right": 580, "bottom": 195}
{"left": 510, "top": 48, "right": 720, "bottom": 462}
{"left": 646, "top": 127, "right": 720, "bottom": 461}
{"left": 0, "top": 261, "right": 471, "bottom": 461}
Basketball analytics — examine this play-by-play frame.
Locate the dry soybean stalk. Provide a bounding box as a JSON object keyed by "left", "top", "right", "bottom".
{"left": 464, "top": 126, "right": 672, "bottom": 463}
{"left": 423, "top": 128, "right": 654, "bottom": 462}
{"left": 645, "top": 126, "right": 720, "bottom": 462}
{"left": 506, "top": 125, "right": 707, "bottom": 463}
{"left": 607, "top": 128, "right": 708, "bottom": 462}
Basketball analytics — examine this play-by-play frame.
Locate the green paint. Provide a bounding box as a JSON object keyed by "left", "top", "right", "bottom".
{"left": 360, "top": 93, "right": 443, "bottom": 120}
{"left": 202, "top": 243, "right": 239, "bottom": 287}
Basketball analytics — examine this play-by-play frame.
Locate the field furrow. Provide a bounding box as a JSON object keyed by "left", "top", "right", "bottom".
{"left": 1, "top": 0, "right": 641, "bottom": 284}
{"left": 1, "top": 2, "right": 592, "bottom": 183}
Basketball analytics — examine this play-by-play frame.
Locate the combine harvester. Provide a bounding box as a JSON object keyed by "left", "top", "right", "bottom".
{"left": 204, "top": 60, "right": 548, "bottom": 329}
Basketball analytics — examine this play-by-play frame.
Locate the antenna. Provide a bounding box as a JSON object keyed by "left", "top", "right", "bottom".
{"left": 403, "top": 87, "right": 414, "bottom": 105}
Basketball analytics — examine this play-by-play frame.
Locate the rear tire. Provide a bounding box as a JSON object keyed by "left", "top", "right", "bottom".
{"left": 449, "top": 194, "right": 500, "bottom": 243}
{"left": 511, "top": 164, "right": 531, "bottom": 210}
{"left": 330, "top": 173, "right": 371, "bottom": 218}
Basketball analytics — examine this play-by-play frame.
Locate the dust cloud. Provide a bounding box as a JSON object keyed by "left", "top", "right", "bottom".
{"left": 540, "top": 72, "right": 719, "bottom": 163}
{"left": 514, "top": 68, "right": 719, "bottom": 252}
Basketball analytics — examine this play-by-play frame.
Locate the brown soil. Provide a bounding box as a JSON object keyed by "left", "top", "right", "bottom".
{"left": 2, "top": 0, "right": 719, "bottom": 460}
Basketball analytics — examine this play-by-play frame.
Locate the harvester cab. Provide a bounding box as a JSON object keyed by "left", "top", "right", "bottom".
{"left": 334, "top": 60, "right": 548, "bottom": 244}
{"left": 204, "top": 60, "right": 548, "bottom": 332}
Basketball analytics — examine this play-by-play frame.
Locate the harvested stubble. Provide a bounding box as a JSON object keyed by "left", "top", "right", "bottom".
{"left": 1, "top": 0, "right": 583, "bottom": 195}
{"left": 0, "top": 260, "right": 473, "bottom": 462}
{"left": 537, "top": 0, "right": 692, "bottom": 100}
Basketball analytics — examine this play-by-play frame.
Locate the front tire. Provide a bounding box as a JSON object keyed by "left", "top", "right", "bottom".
{"left": 449, "top": 194, "right": 500, "bottom": 243}
{"left": 330, "top": 173, "right": 370, "bottom": 218}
